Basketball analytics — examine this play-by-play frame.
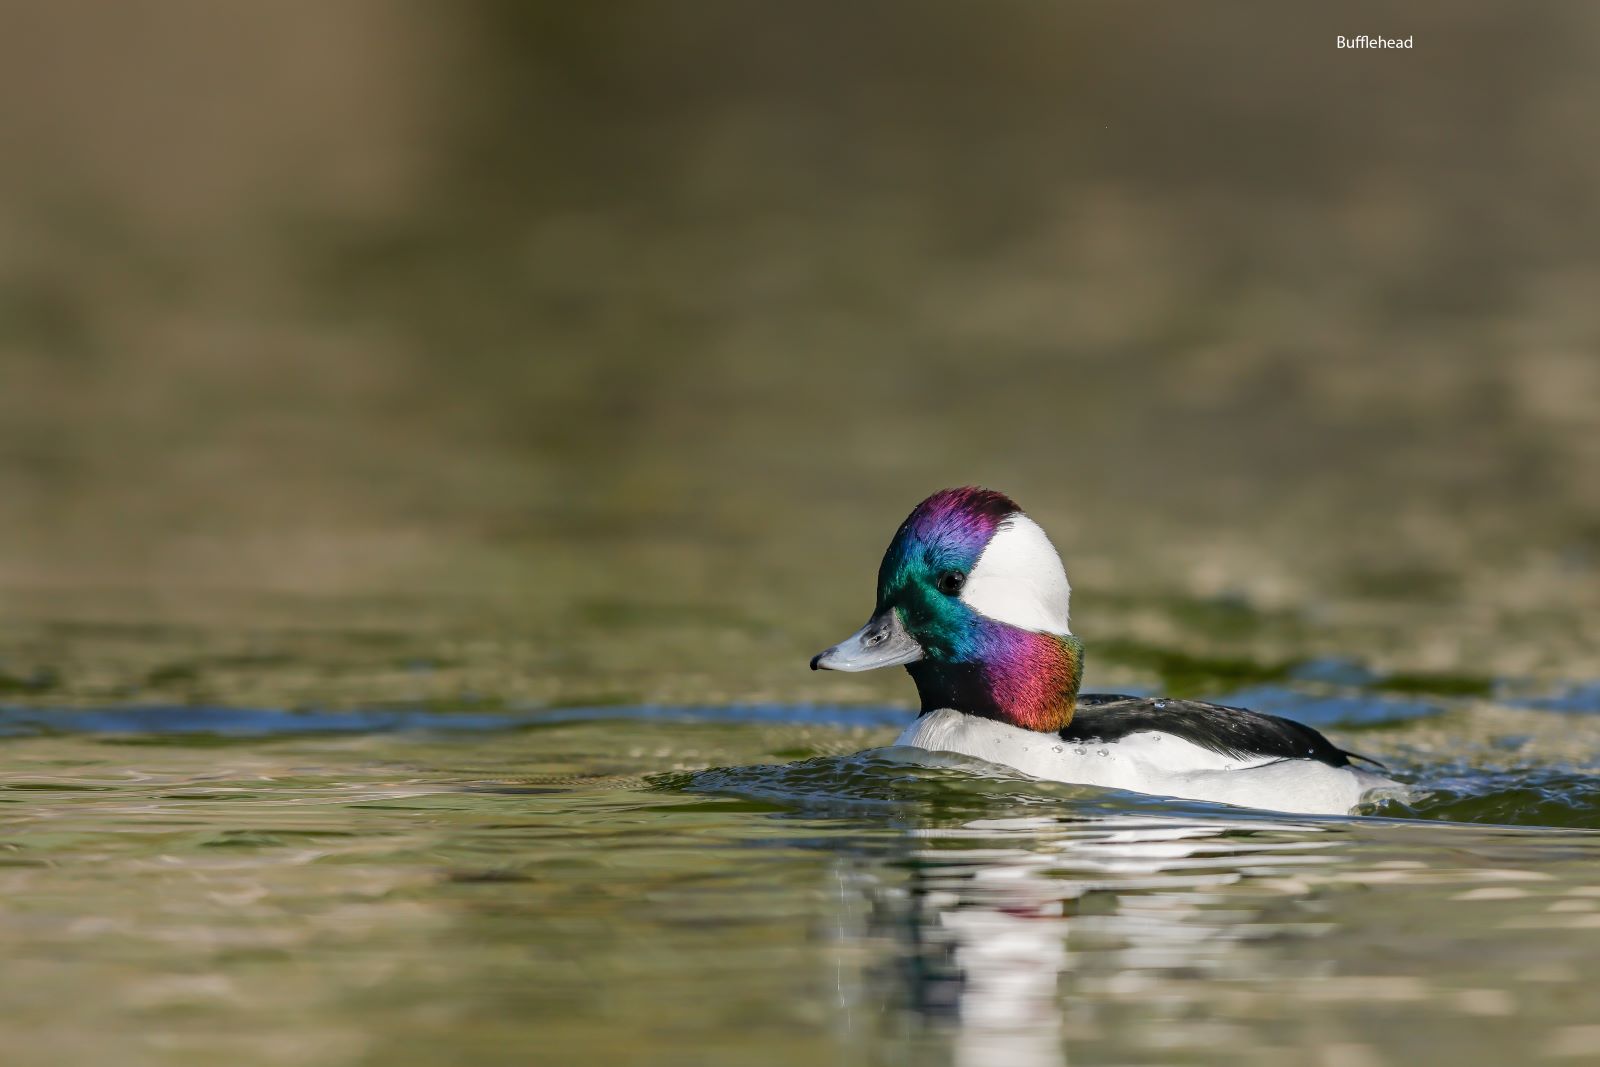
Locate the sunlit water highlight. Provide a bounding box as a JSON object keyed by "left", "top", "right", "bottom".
{"left": 2, "top": 700, "right": 1600, "bottom": 1066}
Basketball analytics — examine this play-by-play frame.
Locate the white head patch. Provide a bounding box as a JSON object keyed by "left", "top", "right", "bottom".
{"left": 959, "top": 513, "right": 1072, "bottom": 634}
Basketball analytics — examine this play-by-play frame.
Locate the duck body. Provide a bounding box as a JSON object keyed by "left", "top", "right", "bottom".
{"left": 895, "top": 698, "right": 1399, "bottom": 816}
{"left": 811, "top": 487, "right": 1403, "bottom": 817}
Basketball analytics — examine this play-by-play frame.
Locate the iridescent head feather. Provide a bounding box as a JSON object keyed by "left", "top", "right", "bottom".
{"left": 814, "top": 487, "right": 1083, "bottom": 732}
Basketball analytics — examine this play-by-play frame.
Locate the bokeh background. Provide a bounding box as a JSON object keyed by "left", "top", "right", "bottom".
{"left": 3, "top": 1, "right": 1599, "bottom": 711}
{"left": 8, "top": 8, "right": 1600, "bottom": 1067}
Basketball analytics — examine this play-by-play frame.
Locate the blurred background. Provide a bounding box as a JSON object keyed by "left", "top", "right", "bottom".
{"left": 8, "top": 8, "right": 1600, "bottom": 1067}
{"left": 2, "top": 0, "right": 1599, "bottom": 710}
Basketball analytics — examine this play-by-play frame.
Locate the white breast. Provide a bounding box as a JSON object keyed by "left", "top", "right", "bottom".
{"left": 892, "top": 709, "right": 1402, "bottom": 816}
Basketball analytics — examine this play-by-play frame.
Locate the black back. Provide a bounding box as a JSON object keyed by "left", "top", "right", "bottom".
{"left": 1060, "top": 693, "right": 1363, "bottom": 768}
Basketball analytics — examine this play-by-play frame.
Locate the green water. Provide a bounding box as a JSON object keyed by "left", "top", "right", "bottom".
{"left": 5, "top": 4, "right": 1600, "bottom": 1064}
{"left": 3, "top": 684, "right": 1600, "bottom": 1067}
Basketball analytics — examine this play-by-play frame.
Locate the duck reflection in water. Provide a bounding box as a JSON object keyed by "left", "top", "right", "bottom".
{"left": 830, "top": 813, "right": 1346, "bottom": 1066}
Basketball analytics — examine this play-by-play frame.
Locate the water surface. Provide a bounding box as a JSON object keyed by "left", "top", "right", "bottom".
{"left": 4, "top": 5, "right": 1600, "bottom": 1064}
{"left": 4, "top": 695, "right": 1600, "bottom": 1067}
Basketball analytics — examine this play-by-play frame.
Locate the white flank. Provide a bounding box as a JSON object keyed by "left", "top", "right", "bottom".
{"left": 893, "top": 709, "right": 1405, "bottom": 816}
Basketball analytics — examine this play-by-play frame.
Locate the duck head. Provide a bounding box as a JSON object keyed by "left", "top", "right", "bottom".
{"left": 811, "top": 487, "right": 1083, "bottom": 732}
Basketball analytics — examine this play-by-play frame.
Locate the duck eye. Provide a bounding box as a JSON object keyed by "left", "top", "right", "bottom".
{"left": 936, "top": 570, "right": 966, "bottom": 596}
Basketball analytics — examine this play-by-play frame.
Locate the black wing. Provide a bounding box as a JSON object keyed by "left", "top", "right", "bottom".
{"left": 1061, "top": 693, "right": 1376, "bottom": 769}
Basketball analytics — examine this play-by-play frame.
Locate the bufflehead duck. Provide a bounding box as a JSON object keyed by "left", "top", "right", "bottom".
{"left": 810, "top": 487, "right": 1401, "bottom": 815}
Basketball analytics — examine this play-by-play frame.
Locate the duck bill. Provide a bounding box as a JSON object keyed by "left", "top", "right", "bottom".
{"left": 810, "top": 609, "right": 924, "bottom": 672}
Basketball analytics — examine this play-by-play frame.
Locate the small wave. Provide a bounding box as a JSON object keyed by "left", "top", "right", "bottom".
{"left": 658, "top": 748, "right": 1337, "bottom": 825}
{"left": 0, "top": 702, "right": 908, "bottom": 739}
{"left": 1380, "top": 770, "right": 1600, "bottom": 828}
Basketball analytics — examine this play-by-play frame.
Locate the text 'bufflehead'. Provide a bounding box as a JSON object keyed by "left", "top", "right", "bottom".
{"left": 810, "top": 487, "right": 1401, "bottom": 815}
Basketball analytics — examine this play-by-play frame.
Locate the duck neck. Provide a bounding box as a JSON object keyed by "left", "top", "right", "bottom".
{"left": 906, "top": 619, "right": 1082, "bottom": 733}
